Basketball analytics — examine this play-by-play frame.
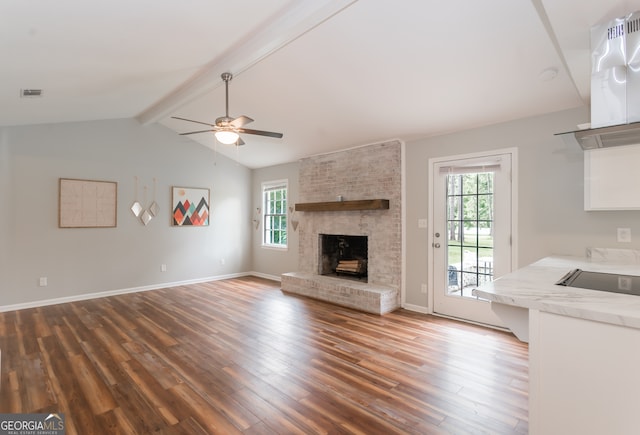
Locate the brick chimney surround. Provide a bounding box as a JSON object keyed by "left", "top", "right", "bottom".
{"left": 281, "top": 140, "right": 402, "bottom": 314}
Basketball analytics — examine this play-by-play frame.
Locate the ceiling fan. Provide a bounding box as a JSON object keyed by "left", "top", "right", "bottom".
{"left": 172, "top": 72, "right": 283, "bottom": 146}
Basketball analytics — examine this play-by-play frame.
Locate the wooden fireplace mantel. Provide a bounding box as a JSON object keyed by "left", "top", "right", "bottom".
{"left": 294, "top": 199, "right": 389, "bottom": 212}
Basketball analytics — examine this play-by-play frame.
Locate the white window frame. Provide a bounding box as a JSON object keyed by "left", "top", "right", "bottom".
{"left": 261, "top": 179, "right": 288, "bottom": 250}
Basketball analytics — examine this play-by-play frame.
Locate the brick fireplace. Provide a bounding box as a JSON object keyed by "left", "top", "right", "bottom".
{"left": 281, "top": 140, "right": 401, "bottom": 314}
{"left": 319, "top": 234, "right": 368, "bottom": 279}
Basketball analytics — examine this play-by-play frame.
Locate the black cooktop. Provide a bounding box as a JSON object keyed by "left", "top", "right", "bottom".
{"left": 556, "top": 269, "right": 640, "bottom": 296}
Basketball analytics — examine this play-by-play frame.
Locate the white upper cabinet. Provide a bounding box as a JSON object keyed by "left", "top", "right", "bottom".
{"left": 584, "top": 145, "right": 640, "bottom": 210}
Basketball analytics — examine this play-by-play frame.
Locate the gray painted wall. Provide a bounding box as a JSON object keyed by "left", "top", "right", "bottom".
{"left": 0, "top": 118, "right": 252, "bottom": 306}
{"left": 3, "top": 107, "right": 639, "bottom": 312}
{"left": 250, "top": 161, "right": 300, "bottom": 278}
{"left": 404, "top": 106, "right": 640, "bottom": 308}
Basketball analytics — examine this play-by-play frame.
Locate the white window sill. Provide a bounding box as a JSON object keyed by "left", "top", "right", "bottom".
{"left": 261, "top": 244, "right": 288, "bottom": 251}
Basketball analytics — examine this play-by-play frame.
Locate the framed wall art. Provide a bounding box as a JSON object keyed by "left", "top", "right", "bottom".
{"left": 172, "top": 186, "right": 210, "bottom": 226}
{"left": 59, "top": 178, "right": 117, "bottom": 228}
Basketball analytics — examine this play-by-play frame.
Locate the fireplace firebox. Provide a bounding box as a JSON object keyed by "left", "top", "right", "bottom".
{"left": 319, "top": 234, "right": 368, "bottom": 281}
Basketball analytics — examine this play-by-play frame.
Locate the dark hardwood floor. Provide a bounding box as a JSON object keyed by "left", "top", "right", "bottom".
{"left": 0, "top": 277, "right": 528, "bottom": 434}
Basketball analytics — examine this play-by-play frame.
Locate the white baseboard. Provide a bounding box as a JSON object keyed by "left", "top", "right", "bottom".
{"left": 430, "top": 312, "right": 510, "bottom": 332}
{"left": 249, "top": 271, "right": 282, "bottom": 282}
{"left": 402, "top": 303, "right": 430, "bottom": 314}
{"left": 0, "top": 272, "right": 254, "bottom": 313}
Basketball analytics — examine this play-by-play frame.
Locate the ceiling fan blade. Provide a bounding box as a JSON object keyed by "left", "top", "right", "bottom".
{"left": 238, "top": 128, "right": 283, "bottom": 139}
{"left": 171, "top": 116, "right": 216, "bottom": 127}
{"left": 179, "top": 129, "right": 216, "bottom": 136}
{"left": 230, "top": 115, "right": 254, "bottom": 128}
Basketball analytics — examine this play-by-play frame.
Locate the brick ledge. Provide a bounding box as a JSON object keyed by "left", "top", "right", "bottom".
{"left": 281, "top": 272, "right": 399, "bottom": 315}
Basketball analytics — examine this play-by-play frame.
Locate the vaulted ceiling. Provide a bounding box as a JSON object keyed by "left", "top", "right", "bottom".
{"left": 2, "top": 1, "right": 636, "bottom": 168}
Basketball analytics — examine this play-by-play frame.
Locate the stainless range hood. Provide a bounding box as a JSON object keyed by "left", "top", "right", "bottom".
{"left": 558, "top": 11, "right": 640, "bottom": 150}
{"left": 556, "top": 121, "right": 640, "bottom": 150}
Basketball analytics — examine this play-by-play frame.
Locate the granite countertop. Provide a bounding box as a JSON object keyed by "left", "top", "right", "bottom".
{"left": 473, "top": 249, "right": 640, "bottom": 329}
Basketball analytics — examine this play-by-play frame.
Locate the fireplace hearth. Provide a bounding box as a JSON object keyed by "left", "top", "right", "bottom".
{"left": 319, "top": 234, "right": 368, "bottom": 281}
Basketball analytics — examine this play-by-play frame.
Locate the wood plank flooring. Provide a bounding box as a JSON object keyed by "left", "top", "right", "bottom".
{"left": 0, "top": 277, "right": 528, "bottom": 434}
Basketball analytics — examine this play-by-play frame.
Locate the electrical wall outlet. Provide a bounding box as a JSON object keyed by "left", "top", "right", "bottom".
{"left": 161, "top": 264, "right": 167, "bottom": 272}
{"left": 421, "top": 283, "right": 427, "bottom": 294}
{"left": 617, "top": 228, "right": 631, "bottom": 243}
{"left": 39, "top": 277, "right": 47, "bottom": 287}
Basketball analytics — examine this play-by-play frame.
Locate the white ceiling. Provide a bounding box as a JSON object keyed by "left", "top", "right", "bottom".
{"left": 2, "top": 0, "right": 639, "bottom": 168}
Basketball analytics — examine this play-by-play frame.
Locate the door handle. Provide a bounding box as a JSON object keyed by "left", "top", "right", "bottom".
{"left": 433, "top": 242, "right": 441, "bottom": 248}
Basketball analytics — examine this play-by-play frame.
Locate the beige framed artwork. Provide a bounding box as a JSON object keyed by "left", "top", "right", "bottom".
{"left": 59, "top": 178, "right": 117, "bottom": 228}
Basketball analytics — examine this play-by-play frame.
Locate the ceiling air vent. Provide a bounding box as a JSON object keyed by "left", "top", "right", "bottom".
{"left": 20, "top": 89, "right": 43, "bottom": 98}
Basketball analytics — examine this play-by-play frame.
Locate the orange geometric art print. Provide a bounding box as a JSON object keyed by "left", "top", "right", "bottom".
{"left": 171, "top": 187, "right": 209, "bottom": 226}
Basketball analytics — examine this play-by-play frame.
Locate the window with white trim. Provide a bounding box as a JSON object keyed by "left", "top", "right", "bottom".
{"left": 262, "top": 180, "right": 288, "bottom": 248}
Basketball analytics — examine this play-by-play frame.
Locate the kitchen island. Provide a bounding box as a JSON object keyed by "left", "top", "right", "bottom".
{"left": 474, "top": 251, "right": 640, "bottom": 435}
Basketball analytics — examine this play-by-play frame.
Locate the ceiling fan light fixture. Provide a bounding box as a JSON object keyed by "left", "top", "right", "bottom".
{"left": 172, "top": 72, "right": 282, "bottom": 144}
{"left": 215, "top": 130, "right": 239, "bottom": 145}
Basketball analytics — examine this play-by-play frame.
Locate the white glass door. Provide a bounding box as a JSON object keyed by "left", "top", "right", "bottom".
{"left": 431, "top": 152, "right": 514, "bottom": 327}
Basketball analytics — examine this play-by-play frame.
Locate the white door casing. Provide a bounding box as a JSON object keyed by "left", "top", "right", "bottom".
{"left": 428, "top": 149, "right": 517, "bottom": 327}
